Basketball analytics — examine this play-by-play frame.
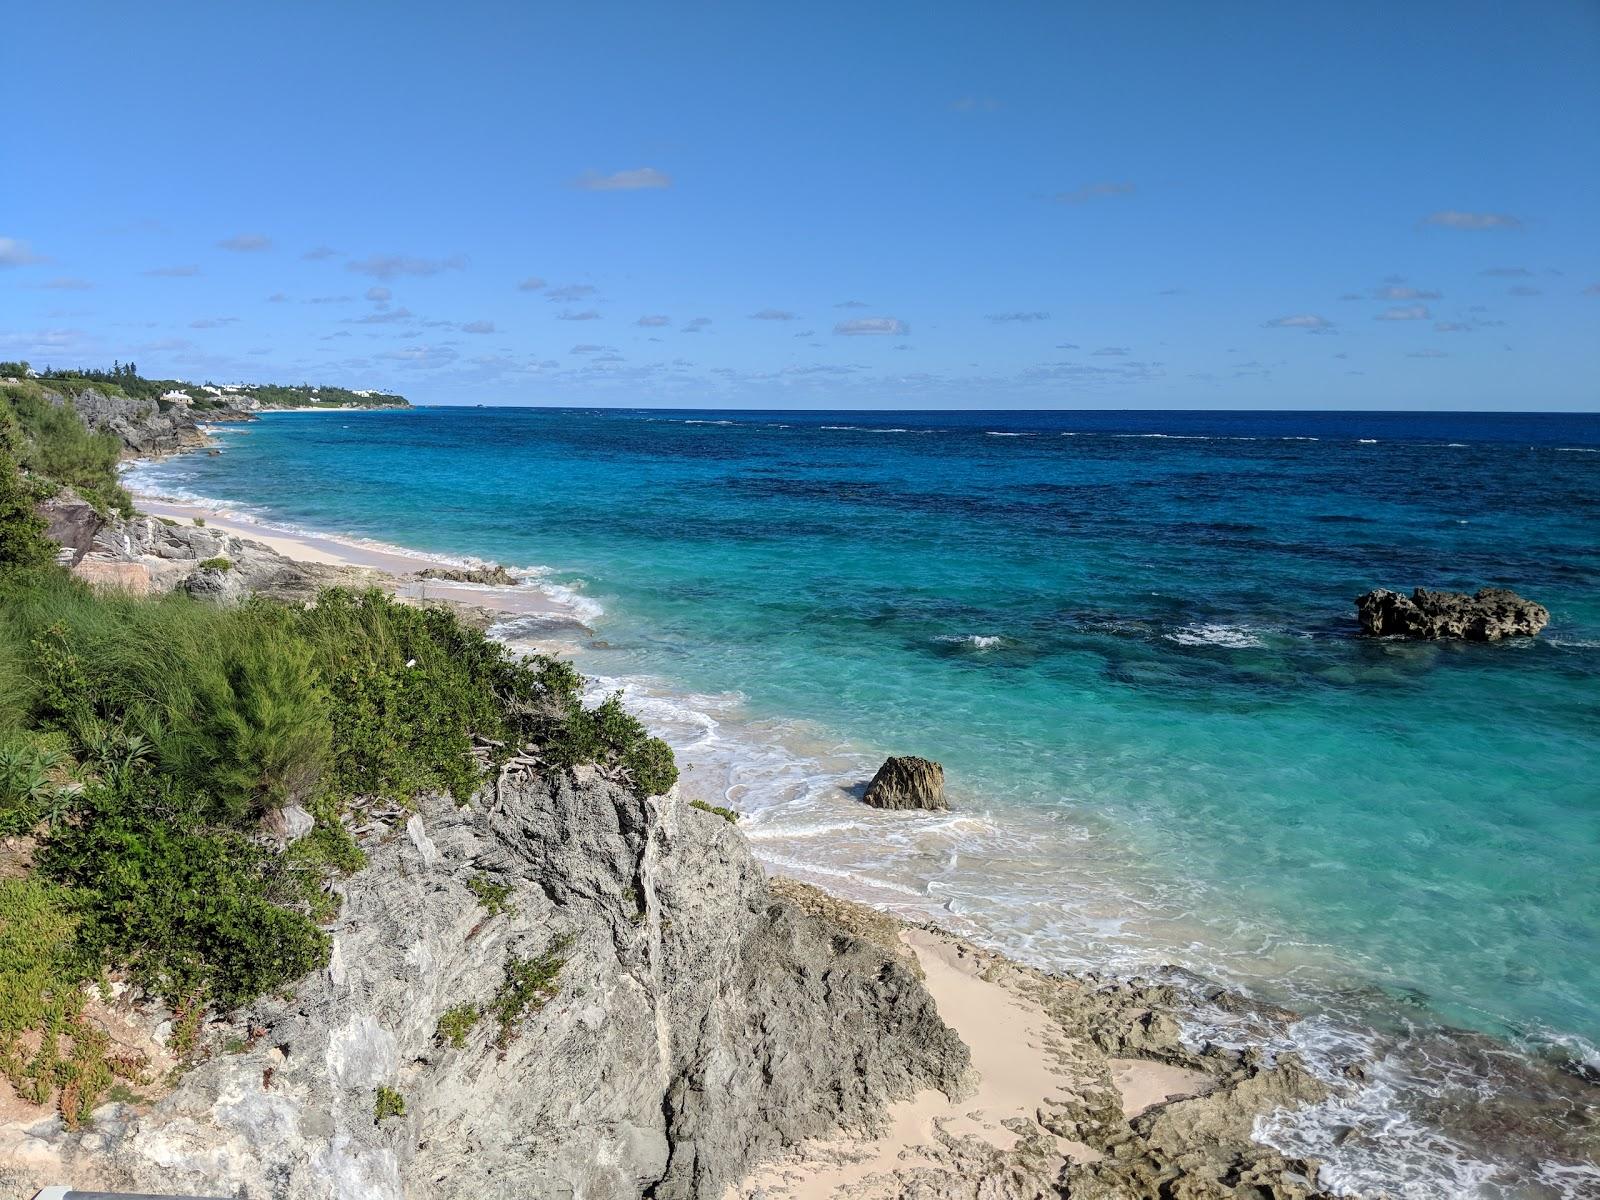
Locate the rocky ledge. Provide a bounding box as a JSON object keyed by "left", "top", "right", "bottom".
{"left": 1355, "top": 586, "right": 1550, "bottom": 641}
{"left": 4, "top": 774, "right": 968, "bottom": 1200}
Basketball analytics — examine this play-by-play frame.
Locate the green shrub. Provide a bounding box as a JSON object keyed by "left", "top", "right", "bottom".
{"left": 690, "top": 799, "right": 740, "bottom": 824}
{"left": 0, "top": 386, "right": 129, "bottom": 517}
{"left": 0, "top": 439, "right": 56, "bottom": 572}
{"left": 38, "top": 778, "right": 330, "bottom": 1009}
{"left": 198, "top": 557, "right": 232, "bottom": 572}
{"left": 193, "top": 517, "right": 205, "bottom": 527}
{"left": 435, "top": 1002, "right": 479, "bottom": 1049}
{"left": 544, "top": 693, "right": 678, "bottom": 798}
{"left": 488, "top": 937, "right": 571, "bottom": 1052}
{"left": 465, "top": 874, "right": 515, "bottom": 916}
{"left": 374, "top": 1084, "right": 406, "bottom": 1122}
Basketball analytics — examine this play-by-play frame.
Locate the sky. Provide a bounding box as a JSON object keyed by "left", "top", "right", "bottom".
{"left": 4, "top": 1, "right": 1598, "bottom": 410}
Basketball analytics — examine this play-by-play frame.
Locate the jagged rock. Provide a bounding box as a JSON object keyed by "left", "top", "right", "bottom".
{"left": 69, "top": 560, "right": 150, "bottom": 595}
{"left": 1355, "top": 586, "right": 1549, "bottom": 641}
{"left": 181, "top": 565, "right": 241, "bottom": 602}
{"left": 48, "top": 388, "right": 207, "bottom": 457}
{"left": 18, "top": 777, "right": 969, "bottom": 1200}
{"left": 863, "top": 755, "right": 948, "bottom": 811}
{"left": 416, "top": 564, "right": 519, "bottom": 586}
{"left": 36, "top": 494, "right": 105, "bottom": 566}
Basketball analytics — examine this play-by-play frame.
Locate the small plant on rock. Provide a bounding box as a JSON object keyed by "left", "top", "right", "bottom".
{"left": 374, "top": 1084, "right": 406, "bottom": 1123}
{"left": 435, "top": 1002, "right": 480, "bottom": 1049}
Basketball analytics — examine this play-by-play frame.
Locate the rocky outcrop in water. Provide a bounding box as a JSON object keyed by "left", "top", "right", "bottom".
{"left": 1355, "top": 586, "right": 1550, "bottom": 641}
{"left": 7, "top": 776, "right": 968, "bottom": 1200}
{"left": 863, "top": 755, "right": 948, "bottom": 811}
{"left": 416, "top": 564, "right": 519, "bottom": 586}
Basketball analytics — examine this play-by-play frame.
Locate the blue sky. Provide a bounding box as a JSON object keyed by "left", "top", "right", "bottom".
{"left": 4, "top": 2, "right": 1597, "bottom": 409}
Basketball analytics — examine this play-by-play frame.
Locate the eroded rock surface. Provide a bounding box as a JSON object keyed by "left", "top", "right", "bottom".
{"left": 4, "top": 777, "right": 968, "bottom": 1200}
{"left": 863, "top": 755, "right": 948, "bottom": 811}
{"left": 1355, "top": 586, "right": 1549, "bottom": 640}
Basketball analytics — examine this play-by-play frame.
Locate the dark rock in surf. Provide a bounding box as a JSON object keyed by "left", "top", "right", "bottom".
{"left": 1355, "top": 587, "right": 1549, "bottom": 641}
{"left": 862, "top": 756, "right": 948, "bottom": 811}
{"left": 416, "top": 564, "right": 519, "bottom": 586}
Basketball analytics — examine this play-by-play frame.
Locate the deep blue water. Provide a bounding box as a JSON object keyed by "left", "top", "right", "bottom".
{"left": 130, "top": 406, "right": 1600, "bottom": 1191}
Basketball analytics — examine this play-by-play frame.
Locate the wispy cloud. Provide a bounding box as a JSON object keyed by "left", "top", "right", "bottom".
{"left": 365, "top": 286, "right": 391, "bottom": 303}
{"left": 986, "top": 311, "right": 1049, "bottom": 323}
{"left": 144, "top": 264, "right": 200, "bottom": 277}
{"left": 462, "top": 320, "right": 496, "bottom": 334}
{"left": 1421, "top": 210, "right": 1523, "bottom": 231}
{"left": 1375, "top": 304, "right": 1431, "bottom": 321}
{"left": 1375, "top": 284, "right": 1440, "bottom": 301}
{"left": 344, "top": 307, "right": 416, "bottom": 325}
{"left": 218, "top": 233, "right": 271, "bottom": 252}
{"left": 682, "top": 317, "right": 712, "bottom": 333}
{"left": 302, "top": 245, "right": 340, "bottom": 260}
{"left": 0, "top": 237, "right": 47, "bottom": 268}
{"left": 950, "top": 96, "right": 1001, "bottom": 112}
{"left": 189, "top": 316, "right": 240, "bottom": 329}
{"left": 1264, "top": 313, "right": 1335, "bottom": 333}
{"left": 1091, "top": 346, "right": 1129, "bottom": 357}
{"left": 39, "top": 277, "right": 92, "bottom": 291}
{"left": 347, "top": 253, "right": 466, "bottom": 279}
{"left": 1585, "top": 283, "right": 1600, "bottom": 296}
{"left": 547, "top": 284, "right": 598, "bottom": 303}
{"left": 1054, "top": 181, "right": 1135, "bottom": 204}
{"left": 749, "top": 308, "right": 798, "bottom": 321}
{"left": 569, "top": 344, "right": 612, "bottom": 354}
{"left": 834, "top": 317, "right": 909, "bottom": 336}
{"left": 1507, "top": 285, "right": 1542, "bottom": 297}
{"left": 558, "top": 309, "right": 602, "bottom": 321}
{"left": 571, "top": 167, "right": 672, "bottom": 191}
{"left": 834, "top": 299, "right": 869, "bottom": 308}
{"left": 517, "top": 276, "right": 546, "bottom": 291}
{"left": 636, "top": 315, "right": 670, "bottom": 327}
{"left": 266, "top": 292, "right": 288, "bottom": 303}
{"left": 308, "top": 294, "right": 354, "bottom": 304}
{"left": 1481, "top": 266, "right": 1532, "bottom": 277}
{"left": 1407, "top": 348, "right": 1449, "bottom": 358}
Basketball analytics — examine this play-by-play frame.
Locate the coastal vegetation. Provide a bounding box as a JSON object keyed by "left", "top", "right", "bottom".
{"left": 0, "top": 373, "right": 130, "bottom": 517}
{"left": 0, "top": 399, "right": 675, "bottom": 1123}
{"left": 0, "top": 359, "right": 408, "bottom": 413}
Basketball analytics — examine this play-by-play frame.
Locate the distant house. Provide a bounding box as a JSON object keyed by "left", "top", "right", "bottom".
{"left": 160, "top": 390, "right": 192, "bottom": 403}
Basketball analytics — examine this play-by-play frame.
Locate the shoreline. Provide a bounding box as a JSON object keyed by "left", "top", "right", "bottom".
{"left": 116, "top": 465, "right": 1600, "bottom": 1196}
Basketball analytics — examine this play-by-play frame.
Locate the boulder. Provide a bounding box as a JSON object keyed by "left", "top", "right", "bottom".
{"left": 862, "top": 755, "right": 948, "bottom": 811}
{"left": 37, "top": 494, "right": 105, "bottom": 566}
{"left": 182, "top": 565, "right": 241, "bottom": 603}
{"left": 70, "top": 559, "right": 151, "bottom": 595}
{"left": 1355, "top": 587, "right": 1549, "bottom": 641}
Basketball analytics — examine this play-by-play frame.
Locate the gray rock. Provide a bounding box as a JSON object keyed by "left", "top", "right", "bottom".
{"left": 37, "top": 494, "right": 105, "bottom": 566}
{"left": 49, "top": 388, "right": 207, "bottom": 458}
{"left": 29, "top": 776, "right": 968, "bottom": 1200}
{"left": 863, "top": 755, "right": 948, "bottom": 811}
{"left": 181, "top": 565, "right": 241, "bottom": 602}
{"left": 1355, "top": 586, "right": 1550, "bottom": 641}
{"left": 415, "top": 565, "right": 519, "bottom": 587}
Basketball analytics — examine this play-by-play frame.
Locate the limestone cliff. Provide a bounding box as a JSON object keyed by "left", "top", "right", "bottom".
{"left": 5, "top": 775, "right": 969, "bottom": 1200}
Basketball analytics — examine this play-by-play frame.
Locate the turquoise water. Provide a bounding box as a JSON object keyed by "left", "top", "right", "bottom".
{"left": 129, "top": 407, "right": 1600, "bottom": 1192}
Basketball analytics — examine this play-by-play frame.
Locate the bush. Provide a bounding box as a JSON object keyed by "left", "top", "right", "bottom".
{"left": 0, "top": 438, "right": 55, "bottom": 572}
{"left": 690, "top": 799, "right": 740, "bottom": 824}
{"left": 198, "top": 557, "right": 231, "bottom": 572}
{"left": 465, "top": 874, "right": 515, "bottom": 916}
{"left": 38, "top": 778, "right": 330, "bottom": 1009}
{"left": 544, "top": 693, "right": 678, "bottom": 799}
{"left": 488, "top": 938, "right": 571, "bottom": 1053}
{"left": 0, "top": 385, "right": 130, "bottom": 517}
{"left": 435, "top": 1002, "right": 480, "bottom": 1049}
{"left": 374, "top": 1084, "right": 406, "bottom": 1122}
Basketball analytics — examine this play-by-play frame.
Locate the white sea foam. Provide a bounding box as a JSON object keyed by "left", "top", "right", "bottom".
{"left": 934, "top": 634, "right": 1005, "bottom": 649}
{"left": 1164, "top": 623, "right": 1266, "bottom": 648}
{"left": 1358, "top": 438, "right": 1378, "bottom": 444}
{"left": 985, "top": 431, "right": 1037, "bottom": 437}
{"left": 1555, "top": 446, "right": 1598, "bottom": 453}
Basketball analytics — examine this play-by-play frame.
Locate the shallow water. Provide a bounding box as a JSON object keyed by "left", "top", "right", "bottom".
{"left": 128, "top": 406, "right": 1600, "bottom": 1193}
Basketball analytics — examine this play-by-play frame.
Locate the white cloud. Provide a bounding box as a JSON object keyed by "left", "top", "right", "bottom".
{"left": 835, "top": 317, "right": 909, "bottom": 336}
{"left": 1375, "top": 304, "right": 1431, "bottom": 321}
{"left": 1421, "top": 210, "right": 1523, "bottom": 231}
{"left": 463, "top": 320, "right": 496, "bottom": 334}
{"left": 347, "top": 253, "right": 466, "bottom": 279}
{"left": 557, "top": 309, "right": 602, "bottom": 321}
{"left": 365, "top": 286, "right": 391, "bottom": 303}
{"left": 987, "top": 311, "right": 1049, "bottom": 323}
{"left": 749, "top": 309, "right": 798, "bottom": 320}
{"left": 0, "top": 237, "right": 46, "bottom": 267}
{"left": 547, "top": 284, "right": 597, "bottom": 303}
{"left": 682, "top": 317, "right": 712, "bottom": 332}
{"left": 636, "top": 315, "right": 670, "bottom": 327}
{"left": 1091, "top": 346, "right": 1128, "bottom": 356}
{"left": 144, "top": 264, "right": 200, "bottom": 277}
{"left": 1054, "top": 181, "right": 1135, "bottom": 204}
{"left": 39, "top": 277, "right": 92, "bottom": 290}
{"left": 302, "top": 245, "right": 340, "bottom": 260}
{"left": 1375, "top": 285, "right": 1440, "bottom": 301}
{"left": 218, "top": 233, "right": 271, "bottom": 252}
{"left": 571, "top": 167, "right": 672, "bottom": 191}
{"left": 518, "top": 276, "right": 547, "bottom": 291}
{"left": 1264, "top": 314, "right": 1335, "bottom": 333}
{"left": 1481, "top": 266, "right": 1532, "bottom": 277}
{"left": 834, "top": 299, "right": 869, "bottom": 308}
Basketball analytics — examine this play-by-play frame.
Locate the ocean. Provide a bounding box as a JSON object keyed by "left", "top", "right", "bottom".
{"left": 126, "top": 406, "right": 1600, "bottom": 1195}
